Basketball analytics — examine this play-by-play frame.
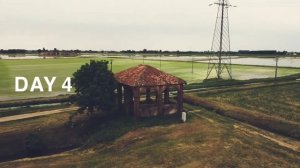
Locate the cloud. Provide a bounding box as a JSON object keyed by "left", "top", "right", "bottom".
{"left": 0, "top": 0, "right": 299, "bottom": 51}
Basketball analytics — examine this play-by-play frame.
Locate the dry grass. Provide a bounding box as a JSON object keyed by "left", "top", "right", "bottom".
{"left": 0, "top": 105, "right": 299, "bottom": 168}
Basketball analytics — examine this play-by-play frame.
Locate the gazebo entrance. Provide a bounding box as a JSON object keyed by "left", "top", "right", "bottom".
{"left": 115, "top": 65, "right": 186, "bottom": 117}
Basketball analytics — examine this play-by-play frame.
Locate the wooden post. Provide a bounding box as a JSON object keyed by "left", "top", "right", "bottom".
{"left": 128, "top": 87, "right": 133, "bottom": 114}
{"left": 117, "top": 84, "right": 123, "bottom": 112}
{"left": 157, "top": 86, "right": 163, "bottom": 116}
{"left": 275, "top": 55, "right": 279, "bottom": 79}
{"left": 146, "top": 88, "right": 151, "bottom": 103}
{"left": 164, "top": 87, "right": 170, "bottom": 104}
{"left": 124, "top": 86, "right": 130, "bottom": 115}
{"left": 155, "top": 90, "right": 158, "bottom": 104}
{"left": 177, "top": 84, "right": 183, "bottom": 114}
{"left": 133, "top": 87, "right": 140, "bottom": 117}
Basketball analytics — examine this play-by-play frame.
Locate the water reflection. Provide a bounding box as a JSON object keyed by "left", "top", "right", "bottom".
{"left": 229, "top": 57, "right": 300, "bottom": 68}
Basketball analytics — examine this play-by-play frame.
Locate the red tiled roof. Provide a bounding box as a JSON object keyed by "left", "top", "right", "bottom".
{"left": 115, "top": 65, "right": 186, "bottom": 87}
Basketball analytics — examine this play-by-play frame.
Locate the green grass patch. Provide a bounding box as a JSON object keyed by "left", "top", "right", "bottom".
{"left": 0, "top": 61, "right": 10, "bottom": 95}
{"left": 0, "top": 103, "right": 70, "bottom": 117}
{"left": 1, "top": 57, "right": 300, "bottom": 100}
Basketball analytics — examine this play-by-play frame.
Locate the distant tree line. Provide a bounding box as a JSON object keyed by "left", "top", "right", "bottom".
{"left": 120, "top": 49, "right": 211, "bottom": 55}
{"left": 37, "top": 48, "right": 81, "bottom": 56}
{"left": 120, "top": 49, "right": 294, "bottom": 56}
{"left": 0, "top": 48, "right": 81, "bottom": 56}
{"left": 0, "top": 49, "right": 26, "bottom": 54}
{"left": 238, "top": 50, "right": 288, "bottom": 55}
{"left": 0, "top": 48, "right": 298, "bottom": 56}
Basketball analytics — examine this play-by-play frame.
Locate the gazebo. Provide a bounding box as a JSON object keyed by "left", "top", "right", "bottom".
{"left": 115, "top": 64, "right": 186, "bottom": 117}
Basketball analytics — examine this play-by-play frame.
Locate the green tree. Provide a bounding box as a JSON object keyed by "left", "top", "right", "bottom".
{"left": 72, "top": 60, "right": 117, "bottom": 113}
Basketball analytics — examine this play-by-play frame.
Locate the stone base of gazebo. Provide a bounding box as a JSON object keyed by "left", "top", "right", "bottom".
{"left": 137, "top": 103, "right": 178, "bottom": 117}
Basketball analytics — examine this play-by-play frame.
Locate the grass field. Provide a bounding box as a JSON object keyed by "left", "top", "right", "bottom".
{"left": 1, "top": 61, "right": 299, "bottom": 167}
{"left": 201, "top": 83, "right": 300, "bottom": 123}
{"left": 1, "top": 57, "right": 300, "bottom": 100}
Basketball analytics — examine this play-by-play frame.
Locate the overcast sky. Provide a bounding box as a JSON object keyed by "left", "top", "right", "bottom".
{"left": 0, "top": 0, "right": 299, "bottom": 51}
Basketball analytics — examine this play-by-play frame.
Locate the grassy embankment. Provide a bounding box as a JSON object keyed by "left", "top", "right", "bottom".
{"left": 203, "top": 83, "right": 300, "bottom": 123}
{"left": 184, "top": 82, "right": 300, "bottom": 139}
{"left": 0, "top": 104, "right": 299, "bottom": 167}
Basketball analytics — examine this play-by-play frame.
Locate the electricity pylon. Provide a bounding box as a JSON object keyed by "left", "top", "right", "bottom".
{"left": 206, "top": 0, "right": 236, "bottom": 79}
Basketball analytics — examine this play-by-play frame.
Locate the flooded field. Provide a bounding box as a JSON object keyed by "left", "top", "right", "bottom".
{"left": 1, "top": 54, "right": 299, "bottom": 68}
{"left": 189, "top": 56, "right": 299, "bottom": 68}
{"left": 104, "top": 55, "right": 300, "bottom": 68}
{"left": 0, "top": 55, "right": 42, "bottom": 60}
{"left": 230, "top": 57, "right": 300, "bottom": 68}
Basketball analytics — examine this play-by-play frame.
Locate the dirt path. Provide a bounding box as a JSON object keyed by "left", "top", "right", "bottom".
{"left": 234, "top": 124, "right": 300, "bottom": 152}
{"left": 189, "top": 110, "right": 300, "bottom": 152}
{"left": 0, "top": 107, "right": 78, "bottom": 123}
